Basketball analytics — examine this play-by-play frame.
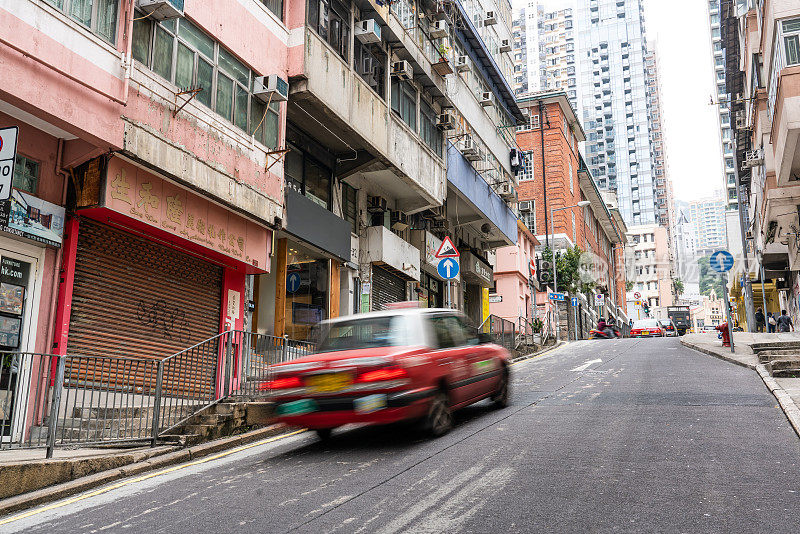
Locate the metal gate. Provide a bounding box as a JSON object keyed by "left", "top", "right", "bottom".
{"left": 372, "top": 265, "right": 405, "bottom": 310}
{"left": 68, "top": 220, "right": 223, "bottom": 389}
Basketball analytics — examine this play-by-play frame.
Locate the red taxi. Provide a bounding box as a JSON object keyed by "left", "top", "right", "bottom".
{"left": 630, "top": 318, "right": 665, "bottom": 338}
{"left": 262, "top": 308, "right": 511, "bottom": 440}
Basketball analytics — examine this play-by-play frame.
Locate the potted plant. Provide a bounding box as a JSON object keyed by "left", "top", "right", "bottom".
{"left": 531, "top": 318, "right": 544, "bottom": 344}
{"left": 432, "top": 44, "right": 453, "bottom": 76}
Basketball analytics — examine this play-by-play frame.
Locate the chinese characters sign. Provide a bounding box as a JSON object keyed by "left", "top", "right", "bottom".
{"left": 104, "top": 158, "right": 269, "bottom": 271}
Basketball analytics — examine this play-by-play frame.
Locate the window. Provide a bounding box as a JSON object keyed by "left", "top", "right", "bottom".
{"left": 131, "top": 16, "right": 279, "bottom": 148}
{"left": 45, "top": 0, "right": 118, "bottom": 44}
{"left": 783, "top": 19, "right": 800, "bottom": 65}
{"left": 261, "top": 0, "right": 283, "bottom": 20}
{"left": 342, "top": 182, "right": 358, "bottom": 233}
{"left": 568, "top": 159, "right": 573, "bottom": 193}
{"left": 308, "top": 0, "right": 350, "bottom": 61}
{"left": 391, "top": 78, "right": 417, "bottom": 130}
{"left": 12, "top": 155, "right": 39, "bottom": 194}
{"left": 420, "top": 99, "right": 443, "bottom": 156}
{"left": 354, "top": 40, "right": 387, "bottom": 98}
{"left": 518, "top": 152, "right": 534, "bottom": 181}
{"left": 285, "top": 144, "right": 332, "bottom": 209}
{"left": 521, "top": 211, "right": 536, "bottom": 233}
{"left": 430, "top": 315, "right": 465, "bottom": 349}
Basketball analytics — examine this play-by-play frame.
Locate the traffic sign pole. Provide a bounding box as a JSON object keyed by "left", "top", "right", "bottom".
{"left": 722, "top": 273, "right": 735, "bottom": 353}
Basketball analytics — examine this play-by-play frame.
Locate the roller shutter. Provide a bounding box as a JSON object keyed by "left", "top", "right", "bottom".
{"left": 372, "top": 266, "right": 405, "bottom": 310}
{"left": 68, "top": 219, "right": 223, "bottom": 361}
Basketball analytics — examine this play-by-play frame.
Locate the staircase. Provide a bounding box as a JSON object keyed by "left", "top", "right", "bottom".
{"left": 159, "top": 400, "right": 274, "bottom": 446}
{"left": 752, "top": 342, "right": 800, "bottom": 378}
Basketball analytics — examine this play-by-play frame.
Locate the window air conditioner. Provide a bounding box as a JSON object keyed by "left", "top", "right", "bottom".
{"left": 484, "top": 11, "right": 497, "bottom": 25}
{"left": 136, "top": 0, "right": 184, "bottom": 20}
{"left": 462, "top": 135, "right": 479, "bottom": 159}
{"left": 430, "top": 20, "right": 448, "bottom": 39}
{"left": 367, "top": 195, "right": 388, "bottom": 213}
{"left": 497, "top": 181, "right": 516, "bottom": 201}
{"left": 391, "top": 210, "right": 409, "bottom": 231}
{"left": 480, "top": 92, "right": 493, "bottom": 107}
{"left": 518, "top": 200, "right": 532, "bottom": 211}
{"left": 743, "top": 149, "right": 763, "bottom": 168}
{"left": 355, "top": 19, "right": 382, "bottom": 44}
{"left": 391, "top": 60, "right": 413, "bottom": 80}
{"left": 253, "top": 75, "right": 288, "bottom": 102}
{"left": 455, "top": 55, "right": 470, "bottom": 72}
{"left": 500, "top": 39, "right": 512, "bottom": 53}
{"left": 436, "top": 112, "right": 456, "bottom": 130}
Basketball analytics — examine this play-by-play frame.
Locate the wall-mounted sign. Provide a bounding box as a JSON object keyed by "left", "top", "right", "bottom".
{"left": 0, "top": 127, "right": 19, "bottom": 200}
{"left": 0, "top": 189, "right": 65, "bottom": 247}
{"left": 99, "top": 157, "right": 269, "bottom": 270}
{"left": 460, "top": 251, "right": 493, "bottom": 287}
{"left": 489, "top": 294, "right": 502, "bottom": 303}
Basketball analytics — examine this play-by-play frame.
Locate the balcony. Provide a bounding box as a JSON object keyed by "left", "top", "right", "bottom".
{"left": 363, "top": 225, "right": 421, "bottom": 281}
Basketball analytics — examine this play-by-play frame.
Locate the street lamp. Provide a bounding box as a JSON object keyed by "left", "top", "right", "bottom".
{"left": 550, "top": 201, "right": 591, "bottom": 342}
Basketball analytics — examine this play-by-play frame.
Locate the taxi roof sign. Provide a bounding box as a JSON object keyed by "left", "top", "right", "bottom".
{"left": 435, "top": 236, "right": 459, "bottom": 258}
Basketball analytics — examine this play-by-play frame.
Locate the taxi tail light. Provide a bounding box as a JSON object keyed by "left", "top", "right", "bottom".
{"left": 356, "top": 367, "right": 408, "bottom": 382}
{"left": 260, "top": 376, "right": 302, "bottom": 390}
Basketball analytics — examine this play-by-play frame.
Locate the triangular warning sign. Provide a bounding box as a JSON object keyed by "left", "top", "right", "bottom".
{"left": 435, "top": 236, "right": 460, "bottom": 258}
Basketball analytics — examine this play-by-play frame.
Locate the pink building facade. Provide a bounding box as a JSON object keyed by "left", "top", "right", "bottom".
{"left": 490, "top": 220, "right": 539, "bottom": 324}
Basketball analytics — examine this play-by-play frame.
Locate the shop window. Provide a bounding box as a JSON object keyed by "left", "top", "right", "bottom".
{"left": 342, "top": 182, "right": 358, "bottom": 233}
{"left": 308, "top": 0, "right": 350, "bottom": 61}
{"left": 419, "top": 99, "right": 443, "bottom": 156}
{"left": 285, "top": 144, "right": 332, "bottom": 210}
{"left": 12, "top": 155, "right": 39, "bottom": 195}
{"left": 391, "top": 78, "right": 417, "bottom": 131}
{"left": 285, "top": 253, "right": 329, "bottom": 341}
{"left": 45, "top": 0, "right": 118, "bottom": 44}
{"left": 131, "top": 15, "right": 279, "bottom": 148}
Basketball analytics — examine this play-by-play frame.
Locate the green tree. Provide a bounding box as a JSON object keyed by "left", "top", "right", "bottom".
{"left": 541, "top": 245, "right": 595, "bottom": 294}
{"left": 698, "top": 256, "right": 726, "bottom": 298}
{"left": 673, "top": 278, "right": 684, "bottom": 296}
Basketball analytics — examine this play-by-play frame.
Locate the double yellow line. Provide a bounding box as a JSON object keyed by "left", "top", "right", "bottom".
{"left": 0, "top": 429, "right": 306, "bottom": 526}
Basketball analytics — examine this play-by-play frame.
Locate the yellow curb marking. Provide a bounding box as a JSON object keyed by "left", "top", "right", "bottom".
{"left": 0, "top": 429, "right": 306, "bottom": 526}
{"left": 510, "top": 343, "right": 566, "bottom": 366}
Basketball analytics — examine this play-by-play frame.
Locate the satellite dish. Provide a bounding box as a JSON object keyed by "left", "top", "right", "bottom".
{"left": 481, "top": 223, "right": 491, "bottom": 234}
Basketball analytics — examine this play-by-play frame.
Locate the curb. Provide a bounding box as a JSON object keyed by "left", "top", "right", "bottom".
{"left": 511, "top": 341, "right": 567, "bottom": 364}
{"left": 680, "top": 339, "right": 756, "bottom": 370}
{"left": 756, "top": 365, "right": 800, "bottom": 440}
{"left": 0, "top": 423, "right": 290, "bottom": 517}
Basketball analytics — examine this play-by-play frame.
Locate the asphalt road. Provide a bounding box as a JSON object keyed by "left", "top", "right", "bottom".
{"left": 5, "top": 338, "right": 800, "bottom": 533}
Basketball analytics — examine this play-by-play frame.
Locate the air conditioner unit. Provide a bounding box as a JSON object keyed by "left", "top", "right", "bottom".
{"left": 735, "top": 114, "right": 747, "bottom": 130}
{"left": 484, "top": 11, "right": 497, "bottom": 25}
{"left": 391, "top": 60, "right": 413, "bottom": 80}
{"left": 744, "top": 149, "right": 764, "bottom": 168}
{"left": 355, "top": 19, "right": 382, "bottom": 44}
{"left": 431, "top": 219, "right": 448, "bottom": 232}
{"left": 479, "top": 92, "right": 493, "bottom": 107}
{"left": 518, "top": 200, "right": 532, "bottom": 211}
{"left": 455, "top": 55, "right": 470, "bottom": 72}
{"left": 462, "top": 135, "right": 479, "bottom": 159}
{"left": 136, "top": 0, "right": 184, "bottom": 20}
{"left": 497, "top": 181, "right": 516, "bottom": 201}
{"left": 429, "top": 204, "right": 447, "bottom": 220}
{"left": 430, "top": 20, "right": 448, "bottom": 39}
{"left": 253, "top": 74, "right": 288, "bottom": 102}
{"left": 436, "top": 112, "right": 456, "bottom": 130}
{"left": 391, "top": 210, "right": 409, "bottom": 231}
{"left": 500, "top": 39, "right": 512, "bottom": 53}
{"left": 367, "top": 195, "right": 388, "bottom": 213}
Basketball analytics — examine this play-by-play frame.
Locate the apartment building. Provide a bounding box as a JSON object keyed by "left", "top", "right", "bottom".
{"left": 722, "top": 0, "right": 800, "bottom": 330}
{"left": 577, "top": 0, "right": 657, "bottom": 228}
{"left": 645, "top": 50, "right": 674, "bottom": 233}
{"left": 625, "top": 224, "right": 673, "bottom": 317}
{"left": 511, "top": 3, "right": 577, "bottom": 107}
{"left": 708, "top": 0, "right": 739, "bottom": 210}
{"left": 687, "top": 195, "right": 727, "bottom": 255}
{"left": 510, "top": 90, "right": 628, "bottom": 329}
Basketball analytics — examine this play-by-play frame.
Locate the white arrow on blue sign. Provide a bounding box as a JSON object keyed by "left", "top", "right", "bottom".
{"left": 709, "top": 250, "right": 734, "bottom": 273}
{"left": 437, "top": 257, "right": 460, "bottom": 280}
{"left": 286, "top": 272, "right": 302, "bottom": 293}
{"left": 571, "top": 297, "right": 578, "bottom": 307}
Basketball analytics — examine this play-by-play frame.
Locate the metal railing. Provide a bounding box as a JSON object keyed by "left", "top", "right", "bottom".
{"left": 486, "top": 315, "right": 516, "bottom": 352}
{"left": 0, "top": 331, "right": 314, "bottom": 458}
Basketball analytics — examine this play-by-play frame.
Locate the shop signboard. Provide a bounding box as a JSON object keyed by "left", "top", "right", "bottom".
{"left": 101, "top": 157, "right": 269, "bottom": 270}
{"left": 0, "top": 127, "right": 18, "bottom": 200}
{"left": 460, "top": 251, "right": 493, "bottom": 287}
{"left": 0, "top": 189, "right": 65, "bottom": 247}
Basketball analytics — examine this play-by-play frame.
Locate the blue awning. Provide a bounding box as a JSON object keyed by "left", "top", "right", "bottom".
{"left": 451, "top": 1, "right": 525, "bottom": 124}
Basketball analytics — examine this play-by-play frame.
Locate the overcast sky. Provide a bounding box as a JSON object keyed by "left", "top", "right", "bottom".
{"left": 515, "top": 0, "right": 725, "bottom": 202}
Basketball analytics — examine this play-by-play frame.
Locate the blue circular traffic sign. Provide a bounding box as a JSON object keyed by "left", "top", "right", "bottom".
{"left": 709, "top": 250, "right": 734, "bottom": 273}
{"left": 437, "top": 258, "right": 460, "bottom": 280}
{"left": 286, "top": 272, "right": 302, "bottom": 293}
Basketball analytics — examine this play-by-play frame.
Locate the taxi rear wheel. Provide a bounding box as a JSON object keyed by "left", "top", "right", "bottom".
{"left": 423, "top": 391, "right": 453, "bottom": 438}
{"left": 490, "top": 369, "right": 509, "bottom": 409}
{"left": 315, "top": 428, "right": 333, "bottom": 441}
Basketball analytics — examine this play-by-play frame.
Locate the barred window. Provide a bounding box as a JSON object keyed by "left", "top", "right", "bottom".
{"left": 45, "top": 0, "right": 118, "bottom": 44}
{"left": 518, "top": 152, "right": 535, "bottom": 181}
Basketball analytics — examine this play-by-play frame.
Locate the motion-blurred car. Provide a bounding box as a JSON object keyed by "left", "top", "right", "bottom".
{"left": 630, "top": 318, "right": 665, "bottom": 338}
{"left": 659, "top": 319, "right": 678, "bottom": 337}
{"left": 262, "top": 307, "right": 511, "bottom": 440}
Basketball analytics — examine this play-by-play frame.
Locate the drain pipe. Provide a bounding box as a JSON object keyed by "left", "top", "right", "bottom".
{"left": 44, "top": 139, "right": 70, "bottom": 353}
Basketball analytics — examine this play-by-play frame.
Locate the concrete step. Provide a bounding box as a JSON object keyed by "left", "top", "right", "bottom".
{"left": 160, "top": 433, "right": 203, "bottom": 446}
{"left": 751, "top": 341, "right": 800, "bottom": 353}
{"left": 197, "top": 413, "right": 234, "bottom": 425}
{"left": 213, "top": 402, "right": 247, "bottom": 418}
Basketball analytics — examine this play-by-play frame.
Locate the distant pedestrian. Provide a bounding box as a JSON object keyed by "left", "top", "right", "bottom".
{"left": 755, "top": 307, "right": 766, "bottom": 332}
{"left": 767, "top": 312, "right": 777, "bottom": 333}
{"left": 777, "top": 310, "right": 794, "bottom": 333}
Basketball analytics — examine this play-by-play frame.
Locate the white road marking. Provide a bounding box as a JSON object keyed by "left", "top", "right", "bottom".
{"left": 570, "top": 358, "right": 603, "bottom": 372}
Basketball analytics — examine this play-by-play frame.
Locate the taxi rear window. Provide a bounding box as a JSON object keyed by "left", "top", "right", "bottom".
{"left": 316, "top": 316, "right": 414, "bottom": 352}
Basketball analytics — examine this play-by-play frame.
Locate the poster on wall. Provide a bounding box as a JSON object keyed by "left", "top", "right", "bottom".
{"left": 0, "top": 257, "right": 29, "bottom": 350}
{"left": 0, "top": 189, "right": 65, "bottom": 247}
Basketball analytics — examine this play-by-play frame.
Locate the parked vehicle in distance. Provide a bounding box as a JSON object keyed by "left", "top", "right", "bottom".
{"left": 630, "top": 318, "right": 665, "bottom": 338}
{"left": 667, "top": 306, "right": 691, "bottom": 335}
{"left": 262, "top": 307, "right": 511, "bottom": 440}
{"left": 589, "top": 325, "right": 621, "bottom": 339}
{"left": 659, "top": 319, "right": 678, "bottom": 337}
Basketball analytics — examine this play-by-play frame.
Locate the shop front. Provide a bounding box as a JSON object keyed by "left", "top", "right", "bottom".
{"left": 59, "top": 155, "right": 270, "bottom": 365}
{"left": 460, "top": 251, "right": 494, "bottom": 325}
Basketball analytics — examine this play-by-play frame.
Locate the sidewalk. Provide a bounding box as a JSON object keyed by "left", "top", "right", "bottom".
{"left": 681, "top": 332, "right": 800, "bottom": 438}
